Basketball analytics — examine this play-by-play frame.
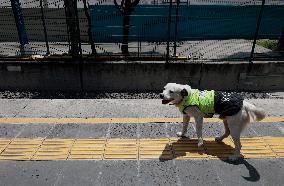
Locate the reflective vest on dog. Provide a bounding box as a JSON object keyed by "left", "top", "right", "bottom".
{"left": 179, "top": 89, "right": 215, "bottom": 118}
{"left": 179, "top": 89, "right": 244, "bottom": 118}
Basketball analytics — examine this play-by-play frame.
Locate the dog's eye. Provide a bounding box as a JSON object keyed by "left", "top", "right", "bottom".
{"left": 169, "top": 90, "right": 173, "bottom": 94}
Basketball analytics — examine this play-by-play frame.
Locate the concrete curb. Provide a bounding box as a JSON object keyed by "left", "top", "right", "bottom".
{"left": 0, "top": 60, "right": 283, "bottom": 91}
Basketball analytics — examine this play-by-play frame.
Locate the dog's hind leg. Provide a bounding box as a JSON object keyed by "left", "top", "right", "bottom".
{"left": 229, "top": 129, "right": 242, "bottom": 161}
{"left": 227, "top": 117, "right": 242, "bottom": 161}
{"left": 215, "top": 119, "right": 230, "bottom": 142}
{"left": 177, "top": 114, "right": 190, "bottom": 137}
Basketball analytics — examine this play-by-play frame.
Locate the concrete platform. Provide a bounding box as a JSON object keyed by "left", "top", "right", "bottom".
{"left": 0, "top": 98, "right": 283, "bottom": 185}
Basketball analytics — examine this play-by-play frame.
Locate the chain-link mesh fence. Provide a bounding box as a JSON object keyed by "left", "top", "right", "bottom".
{"left": 0, "top": 0, "right": 283, "bottom": 61}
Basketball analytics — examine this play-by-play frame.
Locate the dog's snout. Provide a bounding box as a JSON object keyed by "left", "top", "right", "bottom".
{"left": 160, "top": 93, "right": 164, "bottom": 99}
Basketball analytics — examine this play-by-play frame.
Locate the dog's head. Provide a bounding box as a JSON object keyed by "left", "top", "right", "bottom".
{"left": 160, "top": 83, "right": 191, "bottom": 105}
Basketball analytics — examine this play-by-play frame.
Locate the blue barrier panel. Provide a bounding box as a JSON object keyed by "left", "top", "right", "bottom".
{"left": 90, "top": 5, "right": 284, "bottom": 42}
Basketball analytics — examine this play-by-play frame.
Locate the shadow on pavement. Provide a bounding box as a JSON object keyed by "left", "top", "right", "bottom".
{"left": 222, "top": 158, "right": 260, "bottom": 182}
{"left": 159, "top": 138, "right": 260, "bottom": 182}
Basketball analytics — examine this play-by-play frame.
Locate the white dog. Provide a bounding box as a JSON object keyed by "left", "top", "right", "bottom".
{"left": 160, "top": 83, "right": 265, "bottom": 161}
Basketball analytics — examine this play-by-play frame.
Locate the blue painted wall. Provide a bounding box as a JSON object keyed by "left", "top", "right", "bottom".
{"left": 90, "top": 5, "right": 284, "bottom": 42}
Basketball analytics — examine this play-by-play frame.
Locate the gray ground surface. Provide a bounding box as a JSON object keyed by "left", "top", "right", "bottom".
{"left": 1, "top": 41, "right": 283, "bottom": 60}
{"left": 0, "top": 121, "right": 283, "bottom": 139}
{"left": 0, "top": 98, "right": 283, "bottom": 139}
{"left": 0, "top": 98, "right": 283, "bottom": 118}
{"left": 0, "top": 97, "right": 283, "bottom": 186}
{"left": 0, "top": 91, "right": 274, "bottom": 99}
{"left": 0, "top": 159, "right": 284, "bottom": 186}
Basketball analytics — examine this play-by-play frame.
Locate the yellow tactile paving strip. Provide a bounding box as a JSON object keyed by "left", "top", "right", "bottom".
{"left": 0, "top": 117, "right": 283, "bottom": 124}
{"left": 0, "top": 137, "right": 283, "bottom": 161}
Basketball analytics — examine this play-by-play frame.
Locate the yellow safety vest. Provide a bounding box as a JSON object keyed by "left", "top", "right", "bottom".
{"left": 178, "top": 89, "right": 215, "bottom": 118}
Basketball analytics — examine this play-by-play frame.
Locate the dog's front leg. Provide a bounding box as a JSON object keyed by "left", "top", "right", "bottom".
{"left": 177, "top": 114, "right": 190, "bottom": 137}
{"left": 184, "top": 107, "right": 204, "bottom": 147}
{"left": 195, "top": 115, "right": 204, "bottom": 148}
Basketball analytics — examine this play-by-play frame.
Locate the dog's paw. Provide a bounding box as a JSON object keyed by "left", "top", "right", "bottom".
{"left": 176, "top": 132, "right": 186, "bottom": 138}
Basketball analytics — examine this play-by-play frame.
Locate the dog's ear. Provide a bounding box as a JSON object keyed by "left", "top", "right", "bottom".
{"left": 181, "top": 88, "right": 188, "bottom": 97}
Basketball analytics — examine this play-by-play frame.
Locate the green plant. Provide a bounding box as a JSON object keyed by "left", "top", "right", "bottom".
{"left": 256, "top": 39, "right": 278, "bottom": 50}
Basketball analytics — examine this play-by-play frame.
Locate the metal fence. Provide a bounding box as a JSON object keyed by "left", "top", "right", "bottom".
{"left": 0, "top": 0, "right": 284, "bottom": 62}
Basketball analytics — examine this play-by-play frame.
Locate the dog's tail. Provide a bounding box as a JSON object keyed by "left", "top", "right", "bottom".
{"left": 243, "top": 101, "right": 266, "bottom": 122}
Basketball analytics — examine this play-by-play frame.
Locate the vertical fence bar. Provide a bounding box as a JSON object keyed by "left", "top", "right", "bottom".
{"left": 276, "top": 28, "right": 284, "bottom": 51}
{"left": 137, "top": 30, "right": 140, "bottom": 58}
{"left": 166, "top": 0, "right": 173, "bottom": 63}
{"left": 173, "top": 0, "right": 180, "bottom": 57}
{"left": 83, "top": 0, "right": 97, "bottom": 55}
{"left": 249, "top": 0, "right": 265, "bottom": 63}
{"left": 63, "top": 3, "right": 71, "bottom": 53}
{"left": 74, "top": 0, "right": 82, "bottom": 58}
{"left": 74, "top": 0, "right": 84, "bottom": 91}
{"left": 64, "top": 0, "right": 83, "bottom": 91}
{"left": 40, "top": 0, "right": 50, "bottom": 55}
{"left": 10, "top": 0, "right": 29, "bottom": 55}
{"left": 64, "top": 0, "right": 81, "bottom": 59}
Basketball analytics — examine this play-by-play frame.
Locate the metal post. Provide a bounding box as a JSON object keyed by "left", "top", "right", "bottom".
{"left": 137, "top": 31, "right": 140, "bottom": 58}
{"left": 64, "top": 0, "right": 81, "bottom": 59}
{"left": 249, "top": 0, "right": 265, "bottom": 63}
{"left": 276, "top": 27, "right": 284, "bottom": 51}
{"left": 64, "top": 0, "right": 83, "bottom": 91}
{"left": 166, "top": 0, "right": 173, "bottom": 63}
{"left": 40, "top": 0, "right": 50, "bottom": 55}
{"left": 75, "top": 0, "right": 82, "bottom": 59}
{"left": 74, "top": 0, "right": 84, "bottom": 91}
{"left": 83, "top": 0, "right": 97, "bottom": 55}
{"left": 173, "top": 0, "right": 180, "bottom": 57}
{"left": 10, "top": 0, "right": 29, "bottom": 55}
{"left": 63, "top": 3, "right": 71, "bottom": 53}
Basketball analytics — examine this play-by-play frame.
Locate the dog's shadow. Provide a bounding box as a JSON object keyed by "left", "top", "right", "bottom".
{"left": 159, "top": 138, "right": 260, "bottom": 182}
{"left": 159, "top": 137, "right": 236, "bottom": 161}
